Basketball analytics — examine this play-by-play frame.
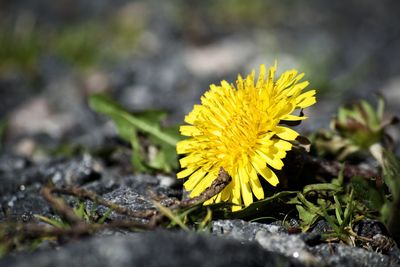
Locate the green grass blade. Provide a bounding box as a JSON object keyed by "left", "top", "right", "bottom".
{"left": 89, "top": 94, "right": 179, "bottom": 147}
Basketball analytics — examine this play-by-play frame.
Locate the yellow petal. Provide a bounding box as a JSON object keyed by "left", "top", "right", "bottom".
{"left": 281, "top": 114, "right": 308, "bottom": 121}
{"left": 180, "top": 125, "right": 202, "bottom": 136}
{"left": 184, "top": 105, "right": 201, "bottom": 124}
{"left": 297, "top": 97, "right": 316, "bottom": 108}
{"left": 204, "top": 198, "right": 213, "bottom": 205}
{"left": 256, "top": 64, "right": 266, "bottom": 89}
{"left": 274, "top": 126, "right": 299, "bottom": 141}
{"left": 286, "top": 81, "right": 309, "bottom": 96}
{"left": 251, "top": 157, "right": 279, "bottom": 186}
{"left": 231, "top": 196, "right": 242, "bottom": 212}
{"left": 179, "top": 154, "right": 202, "bottom": 168}
{"left": 214, "top": 192, "right": 222, "bottom": 203}
{"left": 273, "top": 139, "right": 293, "bottom": 151}
{"left": 177, "top": 167, "right": 197, "bottom": 179}
{"left": 184, "top": 168, "right": 207, "bottom": 191}
{"left": 255, "top": 148, "right": 284, "bottom": 170}
{"left": 190, "top": 170, "right": 218, "bottom": 197}
{"left": 221, "top": 184, "right": 232, "bottom": 201}
{"left": 296, "top": 90, "right": 316, "bottom": 108}
{"left": 231, "top": 172, "right": 241, "bottom": 200}
{"left": 176, "top": 139, "right": 195, "bottom": 154}
{"left": 239, "top": 166, "right": 253, "bottom": 207}
{"left": 247, "top": 165, "right": 264, "bottom": 200}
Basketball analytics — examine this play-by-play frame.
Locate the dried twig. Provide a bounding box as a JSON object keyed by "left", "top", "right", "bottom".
{"left": 1, "top": 168, "right": 232, "bottom": 251}
{"left": 49, "top": 186, "right": 156, "bottom": 219}
{"left": 1, "top": 220, "right": 153, "bottom": 241}
{"left": 41, "top": 186, "right": 83, "bottom": 226}
{"left": 178, "top": 167, "right": 231, "bottom": 208}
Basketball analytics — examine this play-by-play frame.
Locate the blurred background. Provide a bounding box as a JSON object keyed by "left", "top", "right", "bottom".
{"left": 0, "top": 0, "right": 399, "bottom": 155}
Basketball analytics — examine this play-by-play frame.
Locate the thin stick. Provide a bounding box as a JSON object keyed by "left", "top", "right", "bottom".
{"left": 179, "top": 167, "right": 231, "bottom": 208}
{"left": 2, "top": 220, "right": 153, "bottom": 241}
{"left": 41, "top": 186, "right": 83, "bottom": 226}
{"left": 49, "top": 186, "right": 156, "bottom": 219}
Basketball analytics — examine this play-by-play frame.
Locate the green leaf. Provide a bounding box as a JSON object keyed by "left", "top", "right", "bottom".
{"left": 89, "top": 94, "right": 181, "bottom": 172}
{"left": 321, "top": 208, "right": 340, "bottom": 234}
{"left": 340, "top": 189, "right": 354, "bottom": 232}
{"left": 231, "top": 191, "right": 298, "bottom": 219}
{"left": 333, "top": 195, "right": 343, "bottom": 225}
{"left": 338, "top": 107, "right": 349, "bottom": 126}
{"left": 198, "top": 207, "right": 213, "bottom": 231}
{"left": 34, "top": 215, "right": 69, "bottom": 229}
{"left": 297, "top": 193, "right": 321, "bottom": 214}
{"left": 382, "top": 150, "right": 400, "bottom": 200}
{"left": 89, "top": 94, "right": 179, "bottom": 147}
{"left": 360, "top": 100, "right": 379, "bottom": 130}
{"left": 332, "top": 164, "right": 345, "bottom": 186}
{"left": 303, "top": 183, "right": 342, "bottom": 195}
{"left": 153, "top": 201, "right": 189, "bottom": 231}
{"left": 98, "top": 208, "right": 112, "bottom": 224}
{"left": 376, "top": 96, "right": 385, "bottom": 122}
{"left": 351, "top": 176, "right": 384, "bottom": 211}
{"left": 134, "top": 110, "right": 167, "bottom": 127}
{"left": 73, "top": 202, "right": 90, "bottom": 222}
{"left": 381, "top": 149, "right": 400, "bottom": 241}
{"left": 296, "top": 205, "right": 318, "bottom": 231}
{"left": 130, "top": 130, "right": 149, "bottom": 172}
{"left": 0, "top": 120, "right": 6, "bottom": 151}
{"left": 147, "top": 143, "right": 178, "bottom": 172}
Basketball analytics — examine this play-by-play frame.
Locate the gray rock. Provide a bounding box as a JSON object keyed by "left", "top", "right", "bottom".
{"left": 0, "top": 74, "right": 34, "bottom": 119}
{"left": 0, "top": 154, "right": 30, "bottom": 174}
{"left": 353, "top": 219, "right": 390, "bottom": 239}
{"left": 211, "top": 219, "right": 400, "bottom": 266}
{"left": 255, "top": 231, "right": 319, "bottom": 265}
{"left": 45, "top": 154, "right": 102, "bottom": 187}
{"left": 94, "top": 187, "right": 154, "bottom": 221}
{"left": 0, "top": 231, "right": 305, "bottom": 267}
{"left": 0, "top": 184, "right": 50, "bottom": 222}
{"left": 211, "top": 219, "right": 285, "bottom": 241}
{"left": 0, "top": 155, "right": 102, "bottom": 196}
{"left": 123, "top": 173, "right": 182, "bottom": 198}
{"left": 310, "top": 243, "right": 399, "bottom": 267}
{"left": 0, "top": 155, "right": 104, "bottom": 222}
{"left": 212, "top": 220, "right": 318, "bottom": 263}
{"left": 310, "top": 220, "right": 333, "bottom": 235}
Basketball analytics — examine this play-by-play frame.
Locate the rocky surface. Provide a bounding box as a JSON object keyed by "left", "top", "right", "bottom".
{"left": 1, "top": 146, "right": 399, "bottom": 266}
{"left": 212, "top": 219, "right": 400, "bottom": 267}
{"left": 0, "top": 231, "right": 305, "bottom": 267}
{"left": 1, "top": 150, "right": 400, "bottom": 266}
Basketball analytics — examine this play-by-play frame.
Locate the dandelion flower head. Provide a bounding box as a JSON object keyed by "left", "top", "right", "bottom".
{"left": 176, "top": 63, "right": 316, "bottom": 210}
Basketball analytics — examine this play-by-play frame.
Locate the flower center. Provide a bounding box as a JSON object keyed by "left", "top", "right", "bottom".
{"left": 218, "top": 112, "right": 260, "bottom": 164}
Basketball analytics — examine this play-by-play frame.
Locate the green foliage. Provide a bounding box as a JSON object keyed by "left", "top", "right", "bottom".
{"left": 313, "top": 98, "right": 395, "bottom": 160}
{"left": 89, "top": 94, "right": 182, "bottom": 173}
{"left": 230, "top": 191, "right": 298, "bottom": 220}
{"left": 380, "top": 150, "right": 400, "bottom": 242}
{"left": 228, "top": 161, "right": 389, "bottom": 243}
{"left": 153, "top": 201, "right": 216, "bottom": 232}
{"left": 153, "top": 201, "right": 190, "bottom": 231}
{"left": 34, "top": 215, "right": 69, "bottom": 229}
{"left": 0, "top": 120, "right": 6, "bottom": 151}
{"left": 336, "top": 99, "right": 383, "bottom": 147}
{"left": 35, "top": 201, "right": 110, "bottom": 228}
{"left": 0, "top": 15, "right": 143, "bottom": 72}
{"left": 0, "top": 23, "right": 43, "bottom": 72}
{"left": 351, "top": 176, "right": 384, "bottom": 211}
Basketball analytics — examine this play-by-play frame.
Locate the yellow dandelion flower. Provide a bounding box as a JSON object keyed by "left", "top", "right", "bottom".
{"left": 176, "top": 63, "right": 316, "bottom": 211}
